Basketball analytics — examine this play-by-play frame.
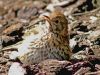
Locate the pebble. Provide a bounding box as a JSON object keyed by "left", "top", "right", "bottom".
{"left": 90, "top": 16, "right": 97, "bottom": 23}
{"left": 8, "top": 62, "right": 26, "bottom": 75}
{"left": 0, "top": 24, "right": 2, "bottom": 28}
{"left": 69, "top": 38, "right": 77, "bottom": 49}
{"left": 9, "top": 51, "right": 19, "bottom": 59}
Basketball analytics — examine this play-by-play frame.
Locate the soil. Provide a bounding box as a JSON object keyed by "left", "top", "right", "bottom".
{"left": 0, "top": 0, "right": 100, "bottom": 75}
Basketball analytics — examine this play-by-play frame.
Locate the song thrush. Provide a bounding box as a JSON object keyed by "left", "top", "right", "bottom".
{"left": 18, "top": 10, "right": 72, "bottom": 64}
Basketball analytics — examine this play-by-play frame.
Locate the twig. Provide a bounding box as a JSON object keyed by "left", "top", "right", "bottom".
{"left": 72, "top": 7, "right": 100, "bottom": 16}
{"left": 74, "top": 67, "right": 91, "bottom": 75}
{"left": 85, "top": 71, "right": 100, "bottom": 75}
{"left": 54, "top": 0, "right": 75, "bottom": 7}
{"left": 0, "top": 41, "right": 22, "bottom": 52}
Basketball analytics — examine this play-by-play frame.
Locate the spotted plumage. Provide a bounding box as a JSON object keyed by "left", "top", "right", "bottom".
{"left": 18, "top": 11, "right": 72, "bottom": 64}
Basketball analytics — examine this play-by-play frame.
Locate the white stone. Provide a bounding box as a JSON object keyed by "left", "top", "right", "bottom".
{"left": 0, "top": 24, "right": 2, "bottom": 28}
{"left": 46, "top": 4, "right": 55, "bottom": 11}
{"left": 8, "top": 62, "right": 26, "bottom": 75}
{"left": 9, "top": 51, "right": 19, "bottom": 59}
{"left": 90, "top": 16, "right": 97, "bottom": 23}
{"left": 69, "top": 38, "right": 76, "bottom": 49}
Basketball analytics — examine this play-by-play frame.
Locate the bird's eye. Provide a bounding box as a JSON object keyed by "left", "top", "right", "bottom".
{"left": 55, "top": 19, "right": 59, "bottom": 23}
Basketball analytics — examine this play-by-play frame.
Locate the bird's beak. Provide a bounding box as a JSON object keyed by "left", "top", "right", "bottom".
{"left": 43, "top": 15, "right": 51, "bottom": 25}
{"left": 43, "top": 15, "right": 53, "bottom": 32}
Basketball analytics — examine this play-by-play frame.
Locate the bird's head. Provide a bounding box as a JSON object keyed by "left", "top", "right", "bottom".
{"left": 43, "top": 11, "right": 68, "bottom": 37}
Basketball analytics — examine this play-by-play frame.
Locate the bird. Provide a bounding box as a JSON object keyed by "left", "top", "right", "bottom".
{"left": 17, "top": 10, "right": 72, "bottom": 65}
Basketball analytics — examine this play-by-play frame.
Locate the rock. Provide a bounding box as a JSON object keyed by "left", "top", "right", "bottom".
{"left": 8, "top": 62, "right": 26, "bottom": 75}
{"left": 89, "top": 16, "right": 97, "bottom": 23}
{"left": 69, "top": 38, "right": 77, "bottom": 49}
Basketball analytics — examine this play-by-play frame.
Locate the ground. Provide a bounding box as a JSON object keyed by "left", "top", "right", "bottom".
{"left": 0, "top": 0, "right": 100, "bottom": 75}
